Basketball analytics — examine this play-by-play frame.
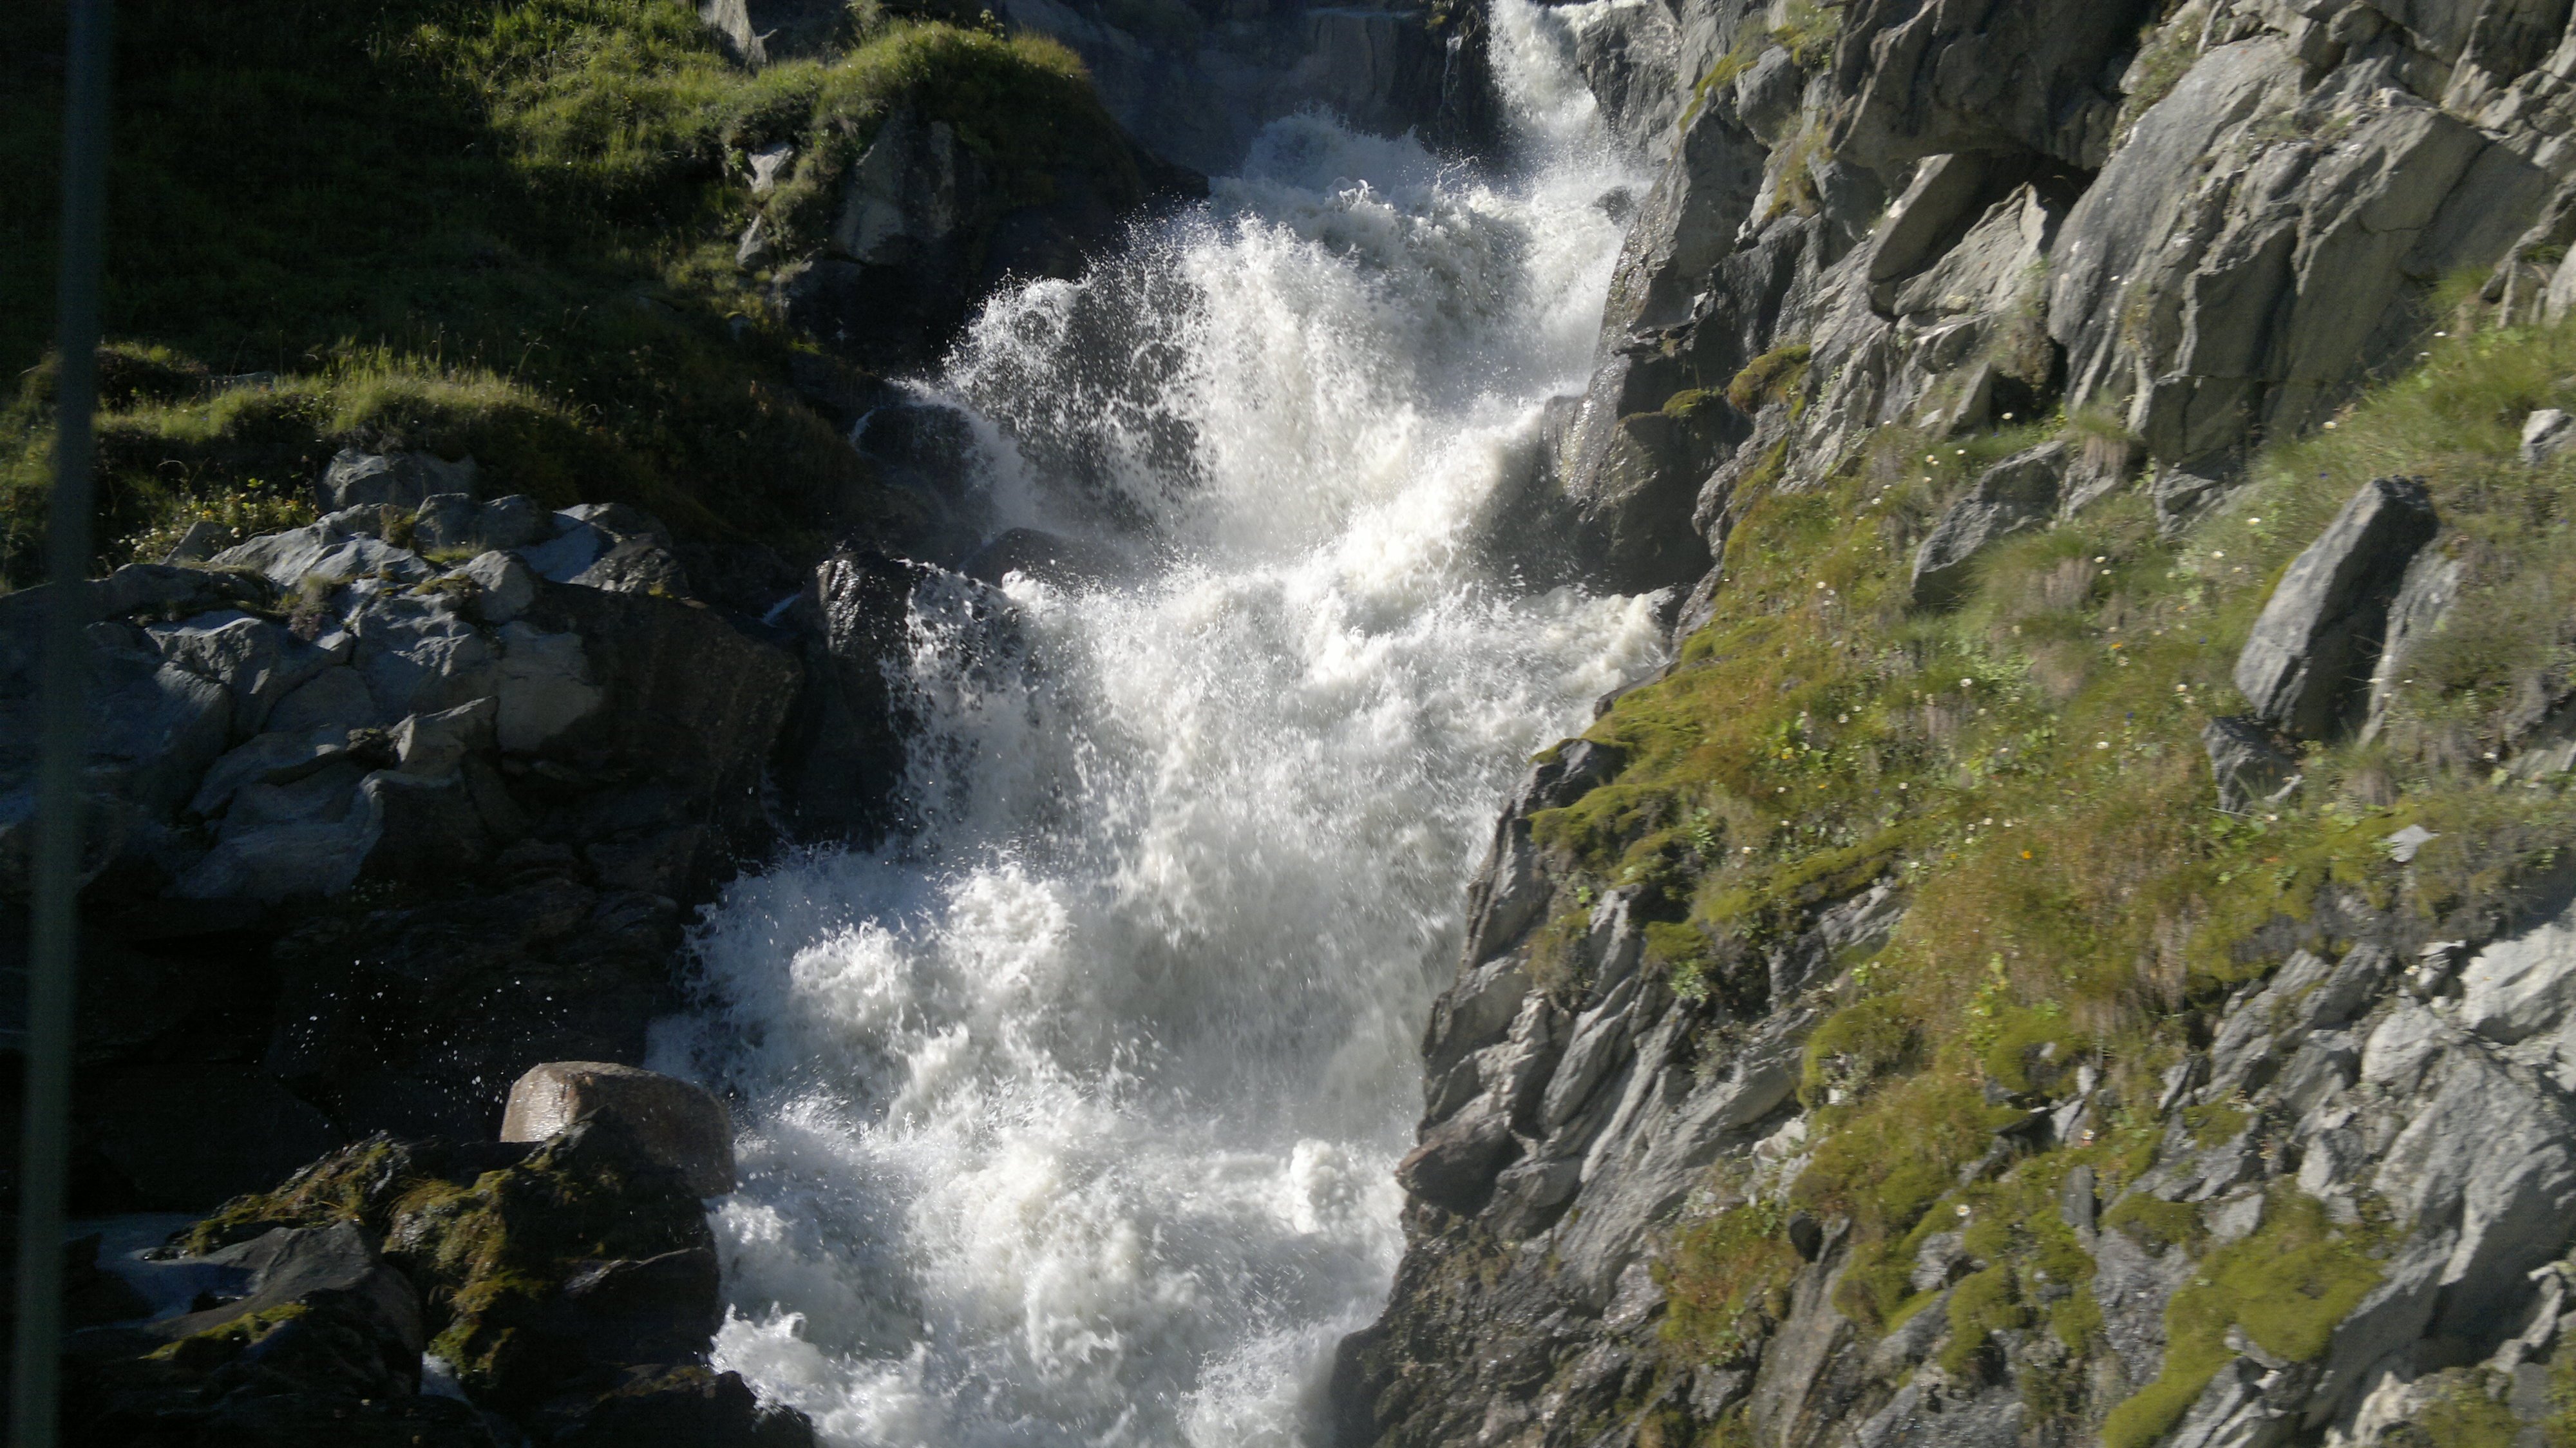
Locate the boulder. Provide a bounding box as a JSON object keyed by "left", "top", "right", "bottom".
{"left": 148, "top": 610, "right": 348, "bottom": 734}
{"left": 494, "top": 622, "right": 604, "bottom": 751}
{"left": 775, "top": 553, "right": 947, "bottom": 844}
{"left": 455, "top": 549, "right": 539, "bottom": 624}
{"left": 2203, "top": 716, "right": 2303, "bottom": 814}
{"left": 156, "top": 1221, "right": 424, "bottom": 1384}
{"left": 2459, "top": 900, "right": 2576, "bottom": 1045}
{"left": 2363, "top": 548, "right": 2463, "bottom": 741}
{"left": 317, "top": 448, "right": 479, "bottom": 511}
{"left": 414, "top": 491, "right": 554, "bottom": 556}
{"left": 962, "top": 528, "right": 1130, "bottom": 589}
{"left": 2234, "top": 477, "right": 2439, "bottom": 739}
{"left": 501, "top": 1062, "right": 735, "bottom": 1196}
{"left": 265, "top": 666, "right": 377, "bottom": 734}
{"left": 86, "top": 1064, "right": 342, "bottom": 1208}
{"left": 2523, "top": 408, "right": 2576, "bottom": 466}
{"left": 212, "top": 518, "right": 435, "bottom": 589}
{"left": 1909, "top": 443, "right": 2067, "bottom": 607}
{"left": 536, "top": 1364, "right": 817, "bottom": 1448}
{"left": 1829, "top": 0, "right": 2156, "bottom": 169}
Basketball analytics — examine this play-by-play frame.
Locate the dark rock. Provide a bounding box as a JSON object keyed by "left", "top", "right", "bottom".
{"left": 537, "top": 1364, "right": 817, "bottom": 1448}
{"left": 775, "top": 553, "right": 1018, "bottom": 846}
{"left": 773, "top": 97, "right": 1166, "bottom": 369}
{"left": 1830, "top": 0, "right": 2157, "bottom": 169}
{"left": 2234, "top": 476, "right": 2440, "bottom": 738}
{"left": 158, "top": 1222, "right": 425, "bottom": 1387}
{"left": 1396, "top": 1096, "right": 1520, "bottom": 1217}
{"left": 2203, "top": 716, "right": 2303, "bottom": 814}
{"left": 1909, "top": 443, "right": 2067, "bottom": 607}
{"left": 500, "top": 1061, "right": 734, "bottom": 1197}
{"left": 963, "top": 528, "right": 1131, "bottom": 589}
{"left": 316, "top": 448, "right": 480, "bottom": 512}
{"left": 88, "top": 1065, "right": 341, "bottom": 1210}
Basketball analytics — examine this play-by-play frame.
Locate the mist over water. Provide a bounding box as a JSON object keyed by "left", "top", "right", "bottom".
{"left": 663, "top": 6, "right": 1660, "bottom": 1442}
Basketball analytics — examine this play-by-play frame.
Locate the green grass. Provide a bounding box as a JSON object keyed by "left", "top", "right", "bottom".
{"left": 1577, "top": 308, "right": 2576, "bottom": 1420}
{"left": 2102, "top": 1190, "right": 2387, "bottom": 1448}
{"left": 0, "top": 0, "right": 1132, "bottom": 585}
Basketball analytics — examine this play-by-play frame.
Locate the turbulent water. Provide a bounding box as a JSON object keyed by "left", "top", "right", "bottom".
{"left": 661, "top": 6, "right": 1660, "bottom": 1442}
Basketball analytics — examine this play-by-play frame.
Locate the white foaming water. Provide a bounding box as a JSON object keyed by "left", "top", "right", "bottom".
{"left": 667, "top": 6, "right": 1656, "bottom": 1443}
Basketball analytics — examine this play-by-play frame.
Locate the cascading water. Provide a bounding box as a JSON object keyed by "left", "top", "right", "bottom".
{"left": 663, "top": 6, "right": 1659, "bottom": 1442}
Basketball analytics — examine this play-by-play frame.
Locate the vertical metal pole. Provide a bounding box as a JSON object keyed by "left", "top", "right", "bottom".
{"left": 16, "top": 1, "right": 112, "bottom": 1443}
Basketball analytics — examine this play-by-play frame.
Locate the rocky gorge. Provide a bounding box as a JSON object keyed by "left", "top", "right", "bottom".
{"left": 15, "top": 0, "right": 2576, "bottom": 1445}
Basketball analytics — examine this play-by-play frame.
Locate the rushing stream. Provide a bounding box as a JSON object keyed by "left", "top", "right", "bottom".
{"left": 660, "top": 5, "right": 1661, "bottom": 1442}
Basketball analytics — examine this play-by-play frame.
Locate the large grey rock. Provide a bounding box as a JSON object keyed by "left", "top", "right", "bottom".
{"left": 495, "top": 622, "right": 603, "bottom": 752}
{"left": 502, "top": 1061, "right": 735, "bottom": 1196}
{"left": 263, "top": 665, "right": 375, "bottom": 736}
{"left": 413, "top": 491, "right": 554, "bottom": 556}
{"left": 1909, "top": 443, "right": 2066, "bottom": 607}
{"left": 2372, "top": 1040, "right": 2576, "bottom": 1342}
{"left": 210, "top": 519, "right": 433, "bottom": 590}
{"left": 1829, "top": 0, "right": 2157, "bottom": 169}
{"left": 162, "top": 1221, "right": 425, "bottom": 1369}
{"left": 353, "top": 600, "right": 496, "bottom": 723}
{"left": 455, "top": 548, "right": 538, "bottom": 625}
{"left": 187, "top": 727, "right": 360, "bottom": 819}
{"left": 2459, "top": 900, "right": 2576, "bottom": 1044}
{"left": 2523, "top": 408, "right": 2576, "bottom": 465}
{"left": 2052, "top": 41, "right": 2550, "bottom": 468}
{"left": 316, "top": 447, "right": 478, "bottom": 511}
{"left": 2234, "top": 477, "right": 2439, "bottom": 738}
{"left": 148, "top": 610, "right": 348, "bottom": 734}
{"left": 2362, "top": 548, "right": 2462, "bottom": 741}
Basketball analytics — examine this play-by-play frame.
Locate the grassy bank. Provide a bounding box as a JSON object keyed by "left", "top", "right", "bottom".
{"left": 1533, "top": 314, "right": 2576, "bottom": 1433}
{"left": 0, "top": 0, "right": 1124, "bottom": 584}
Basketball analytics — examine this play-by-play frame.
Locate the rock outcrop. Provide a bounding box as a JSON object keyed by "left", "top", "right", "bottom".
{"left": 0, "top": 461, "right": 802, "bottom": 1208}
{"left": 2233, "top": 476, "right": 2441, "bottom": 739}
{"left": 63, "top": 1068, "right": 810, "bottom": 1447}
{"left": 1340, "top": 3, "right": 2576, "bottom": 1447}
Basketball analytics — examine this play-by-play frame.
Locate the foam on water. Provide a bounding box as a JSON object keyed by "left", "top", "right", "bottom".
{"left": 666, "top": 6, "right": 1657, "bottom": 1442}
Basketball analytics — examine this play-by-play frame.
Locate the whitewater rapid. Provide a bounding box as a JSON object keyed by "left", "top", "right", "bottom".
{"left": 658, "top": 5, "right": 1661, "bottom": 1443}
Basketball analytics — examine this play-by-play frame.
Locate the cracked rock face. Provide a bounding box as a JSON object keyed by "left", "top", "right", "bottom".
{"left": 1337, "top": 3, "right": 2576, "bottom": 1446}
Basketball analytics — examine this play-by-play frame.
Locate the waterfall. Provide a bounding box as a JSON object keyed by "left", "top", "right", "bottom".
{"left": 664, "top": 5, "right": 1658, "bottom": 1442}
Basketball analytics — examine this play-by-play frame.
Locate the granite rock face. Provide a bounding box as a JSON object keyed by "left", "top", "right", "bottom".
{"left": 1338, "top": 3, "right": 2576, "bottom": 1446}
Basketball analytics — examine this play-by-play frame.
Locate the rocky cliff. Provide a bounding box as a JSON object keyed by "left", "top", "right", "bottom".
{"left": 1337, "top": 3, "right": 2576, "bottom": 1446}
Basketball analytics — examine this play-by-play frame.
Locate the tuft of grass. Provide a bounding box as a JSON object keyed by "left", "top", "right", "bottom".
{"left": 1725, "top": 344, "right": 1812, "bottom": 415}
{"left": 2101, "top": 1189, "right": 2385, "bottom": 1448}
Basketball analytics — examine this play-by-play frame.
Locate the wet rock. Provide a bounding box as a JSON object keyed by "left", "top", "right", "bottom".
{"left": 500, "top": 1062, "right": 735, "bottom": 1197}
{"left": 536, "top": 1364, "right": 817, "bottom": 1447}
{"left": 1909, "top": 442, "right": 2066, "bottom": 607}
{"left": 2234, "top": 476, "right": 2440, "bottom": 739}
{"left": 963, "top": 527, "right": 1130, "bottom": 589}
{"left": 777, "top": 553, "right": 947, "bottom": 844}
